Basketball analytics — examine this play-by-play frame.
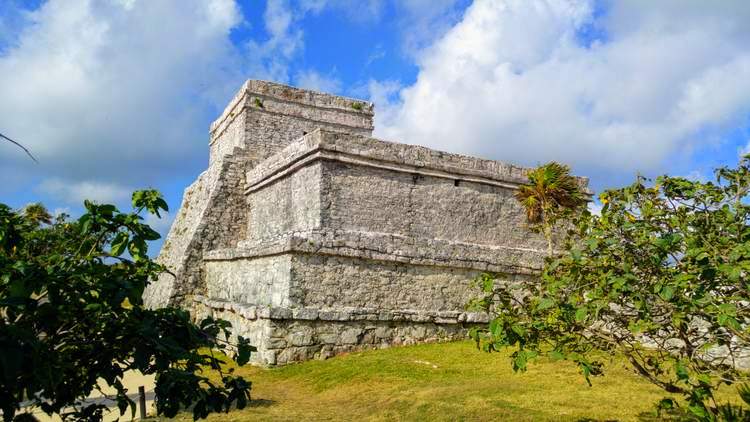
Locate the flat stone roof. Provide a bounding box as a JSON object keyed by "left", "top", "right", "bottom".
{"left": 209, "top": 80, "right": 374, "bottom": 139}
{"left": 245, "top": 129, "right": 590, "bottom": 195}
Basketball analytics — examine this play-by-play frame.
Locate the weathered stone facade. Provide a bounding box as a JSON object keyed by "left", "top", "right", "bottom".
{"left": 144, "top": 80, "right": 588, "bottom": 365}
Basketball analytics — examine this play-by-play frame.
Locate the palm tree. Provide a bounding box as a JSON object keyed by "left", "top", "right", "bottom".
{"left": 23, "top": 203, "right": 53, "bottom": 226}
{"left": 514, "top": 162, "right": 587, "bottom": 256}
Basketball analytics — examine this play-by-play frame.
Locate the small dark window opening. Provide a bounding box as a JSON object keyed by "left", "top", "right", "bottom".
{"left": 302, "top": 131, "right": 308, "bottom": 136}
{"left": 454, "top": 179, "right": 460, "bottom": 187}
{"left": 412, "top": 173, "right": 420, "bottom": 184}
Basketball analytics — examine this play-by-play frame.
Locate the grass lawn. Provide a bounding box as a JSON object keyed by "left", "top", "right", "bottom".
{"left": 161, "top": 341, "right": 735, "bottom": 421}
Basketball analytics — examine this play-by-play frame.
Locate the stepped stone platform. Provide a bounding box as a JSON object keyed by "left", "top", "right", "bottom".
{"left": 143, "top": 80, "right": 588, "bottom": 365}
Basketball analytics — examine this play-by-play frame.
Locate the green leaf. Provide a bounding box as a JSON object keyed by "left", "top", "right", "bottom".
{"left": 675, "top": 360, "right": 689, "bottom": 381}
{"left": 510, "top": 324, "right": 526, "bottom": 338}
{"left": 687, "top": 404, "right": 708, "bottom": 418}
{"left": 79, "top": 214, "right": 93, "bottom": 234}
{"left": 656, "top": 398, "right": 675, "bottom": 412}
{"left": 536, "top": 297, "right": 555, "bottom": 311}
{"left": 575, "top": 307, "right": 588, "bottom": 322}
{"left": 659, "top": 285, "right": 674, "bottom": 301}
{"left": 489, "top": 319, "right": 503, "bottom": 338}
{"left": 512, "top": 351, "right": 528, "bottom": 372}
{"left": 110, "top": 232, "right": 129, "bottom": 256}
{"left": 139, "top": 226, "right": 161, "bottom": 241}
{"left": 548, "top": 350, "right": 565, "bottom": 361}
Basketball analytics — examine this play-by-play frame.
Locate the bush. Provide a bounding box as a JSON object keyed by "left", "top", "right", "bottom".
{"left": 470, "top": 158, "right": 750, "bottom": 419}
{"left": 0, "top": 190, "right": 255, "bottom": 421}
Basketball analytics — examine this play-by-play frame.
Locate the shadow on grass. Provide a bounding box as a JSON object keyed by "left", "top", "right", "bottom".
{"left": 574, "top": 408, "right": 693, "bottom": 422}
{"left": 246, "top": 398, "right": 275, "bottom": 409}
{"left": 572, "top": 409, "right": 692, "bottom": 422}
{"left": 146, "top": 398, "right": 277, "bottom": 420}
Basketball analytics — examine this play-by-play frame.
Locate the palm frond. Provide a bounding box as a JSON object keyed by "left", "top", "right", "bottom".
{"left": 515, "top": 161, "right": 586, "bottom": 226}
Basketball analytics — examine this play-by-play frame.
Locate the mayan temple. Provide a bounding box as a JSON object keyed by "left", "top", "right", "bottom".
{"left": 143, "top": 80, "right": 588, "bottom": 365}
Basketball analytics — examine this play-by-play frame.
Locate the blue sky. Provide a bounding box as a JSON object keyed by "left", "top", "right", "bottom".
{"left": 1, "top": 0, "right": 750, "bottom": 253}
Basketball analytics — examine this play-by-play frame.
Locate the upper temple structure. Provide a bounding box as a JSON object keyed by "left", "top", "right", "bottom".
{"left": 143, "top": 80, "right": 589, "bottom": 365}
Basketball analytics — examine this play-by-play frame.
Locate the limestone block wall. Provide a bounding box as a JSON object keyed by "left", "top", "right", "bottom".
{"left": 321, "top": 162, "right": 544, "bottom": 250}
{"left": 204, "top": 230, "right": 543, "bottom": 312}
{"left": 209, "top": 80, "right": 373, "bottom": 165}
{"left": 146, "top": 80, "right": 373, "bottom": 309}
{"left": 144, "top": 146, "right": 253, "bottom": 308}
{"left": 205, "top": 255, "right": 292, "bottom": 307}
{"left": 193, "top": 295, "right": 488, "bottom": 365}
{"left": 241, "top": 129, "right": 572, "bottom": 252}
{"left": 246, "top": 163, "right": 323, "bottom": 242}
{"left": 148, "top": 80, "right": 589, "bottom": 365}
{"left": 196, "top": 127, "right": 579, "bottom": 364}
{"left": 290, "top": 253, "right": 489, "bottom": 311}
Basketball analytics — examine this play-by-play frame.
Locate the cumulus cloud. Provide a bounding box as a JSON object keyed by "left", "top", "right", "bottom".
{"left": 375, "top": 0, "right": 750, "bottom": 189}
{"left": 0, "top": 0, "right": 246, "bottom": 203}
{"left": 0, "top": 0, "right": 388, "bottom": 209}
{"left": 38, "top": 178, "right": 131, "bottom": 205}
{"left": 394, "top": 0, "right": 467, "bottom": 57}
{"left": 295, "top": 69, "right": 342, "bottom": 94}
{"left": 0, "top": 1, "right": 33, "bottom": 51}
{"left": 243, "top": 0, "right": 304, "bottom": 82}
{"left": 241, "top": 0, "right": 381, "bottom": 84}
{"left": 740, "top": 142, "right": 750, "bottom": 158}
{"left": 144, "top": 210, "right": 176, "bottom": 238}
{"left": 299, "top": 0, "right": 385, "bottom": 23}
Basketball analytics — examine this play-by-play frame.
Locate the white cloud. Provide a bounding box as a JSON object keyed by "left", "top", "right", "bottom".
{"left": 364, "top": 79, "right": 403, "bottom": 129}
{"left": 299, "top": 0, "right": 385, "bottom": 23}
{"left": 682, "top": 170, "right": 709, "bottom": 183}
{"left": 740, "top": 141, "right": 750, "bottom": 157}
{"left": 588, "top": 201, "right": 602, "bottom": 216}
{"left": 394, "top": 0, "right": 467, "bottom": 57}
{"left": 38, "top": 178, "right": 131, "bottom": 205}
{"left": 52, "top": 207, "right": 72, "bottom": 218}
{"left": 144, "top": 210, "right": 175, "bottom": 238}
{"left": 243, "top": 0, "right": 361, "bottom": 83}
{"left": 375, "top": 0, "right": 750, "bottom": 188}
{"left": 365, "top": 44, "right": 386, "bottom": 66}
{"left": 0, "top": 0, "right": 244, "bottom": 195}
{"left": 295, "top": 69, "right": 342, "bottom": 94}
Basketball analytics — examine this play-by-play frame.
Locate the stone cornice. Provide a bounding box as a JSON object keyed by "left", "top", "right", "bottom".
{"left": 193, "top": 295, "right": 490, "bottom": 324}
{"left": 204, "top": 228, "right": 546, "bottom": 275}
{"left": 244, "top": 129, "right": 592, "bottom": 195}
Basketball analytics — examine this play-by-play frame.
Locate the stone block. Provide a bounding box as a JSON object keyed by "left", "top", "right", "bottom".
{"left": 293, "top": 308, "right": 319, "bottom": 320}
{"left": 290, "top": 330, "right": 314, "bottom": 346}
{"left": 269, "top": 307, "right": 293, "bottom": 320}
{"left": 340, "top": 328, "right": 363, "bottom": 344}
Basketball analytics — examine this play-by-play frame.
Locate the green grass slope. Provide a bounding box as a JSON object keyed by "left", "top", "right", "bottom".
{"left": 164, "top": 341, "right": 714, "bottom": 421}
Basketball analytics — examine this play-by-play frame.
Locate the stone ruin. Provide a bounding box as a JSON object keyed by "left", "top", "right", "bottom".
{"left": 143, "top": 80, "right": 588, "bottom": 365}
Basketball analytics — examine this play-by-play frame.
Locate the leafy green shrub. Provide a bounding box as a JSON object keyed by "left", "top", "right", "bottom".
{"left": 471, "top": 157, "right": 750, "bottom": 420}
{"left": 0, "top": 190, "right": 255, "bottom": 421}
